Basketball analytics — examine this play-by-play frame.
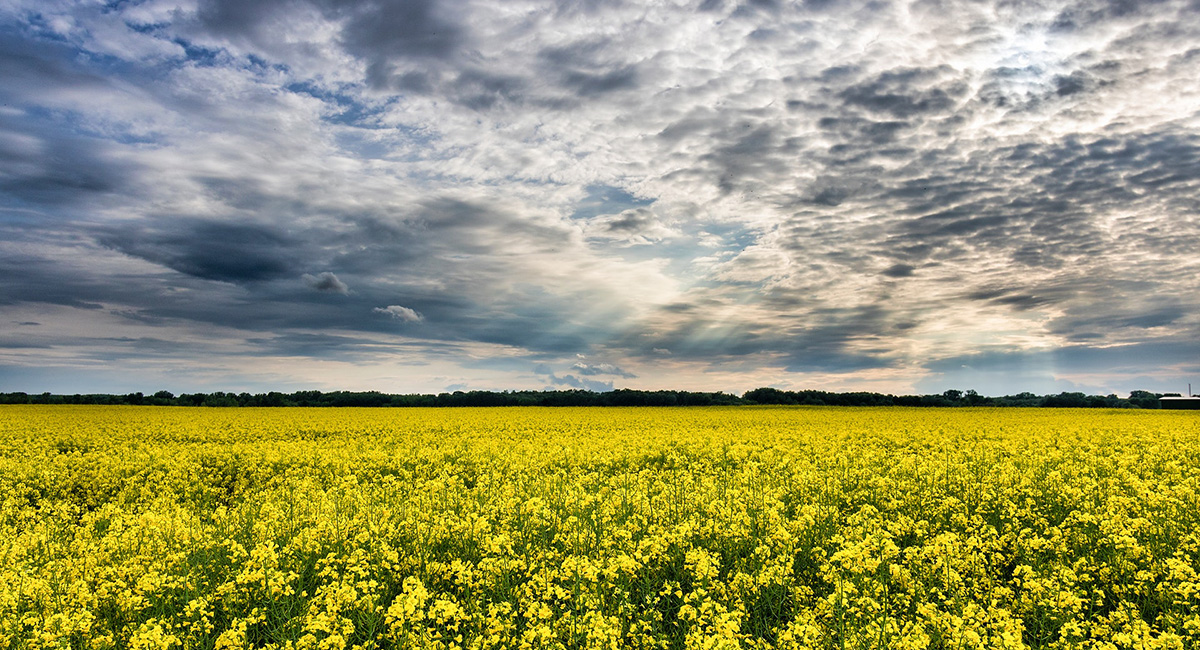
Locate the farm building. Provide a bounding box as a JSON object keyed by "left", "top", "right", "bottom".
{"left": 1160, "top": 396, "right": 1200, "bottom": 410}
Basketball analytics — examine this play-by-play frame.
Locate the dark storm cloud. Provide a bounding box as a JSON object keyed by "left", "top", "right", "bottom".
{"left": 83, "top": 198, "right": 600, "bottom": 357}
{"left": 0, "top": 27, "right": 107, "bottom": 95}
{"left": 538, "top": 40, "right": 641, "bottom": 98}
{"left": 0, "top": 229, "right": 335, "bottom": 332}
{"left": 193, "top": 0, "right": 289, "bottom": 38}
{"left": 196, "top": 0, "right": 617, "bottom": 113}
{"left": 4, "top": 190, "right": 602, "bottom": 360}
{"left": 197, "top": 0, "right": 463, "bottom": 61}
{"left": 0, "top": 249, "right": 116, "bottom": 310}
{"left": 0, "top": 32, "right": 133, "bottom": 205}
{"left": 194, "top": 0, "right": 471, "bottom": 103}
{"left": 443, "top": 69, "right": 528, "bottom": 111}
{"left": 881, "top": 264, "right": 915, "bottom": 278}
{"left": 337, "top": 0, "right": 463, "bottom": 61}
{"left": 0, "top": 122, "right": 126, "bottom": 205}
{"left": 561, "top": 66, "right": 640, "bottom": 97}
{"left": 0, "top": 339, "right": 50, "bottom": 349}
{"left": 99, "top": 221, "right": 299, "bottom": 284}
{"left": 63, "top": 235, "right": 581, "bottom": 359}
{"left": 602, "top": 209, "right": 657, "bottom": 234}
{"left": 1052, "top": 70, "right": 1099, "bottom": 97}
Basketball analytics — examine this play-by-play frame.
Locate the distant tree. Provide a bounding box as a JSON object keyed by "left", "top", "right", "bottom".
{"left": 1043, "top": 392, "right": 1087, "bottom": 408}
{"left": 1127, "top": 390, "right": 1162, "bottom": 409}
{"left": 743, "top": 387, "right": 796, "bottom": 405}
{"left": 147, "top": 390, "right": 175, "bottom": 406}
{"left": 202, "top": 392, "right": 238, "bottom": 407}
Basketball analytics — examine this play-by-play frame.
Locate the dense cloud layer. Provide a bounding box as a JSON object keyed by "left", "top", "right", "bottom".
{"left": 1, "top": 0, "right": 1198, "bottom": 395}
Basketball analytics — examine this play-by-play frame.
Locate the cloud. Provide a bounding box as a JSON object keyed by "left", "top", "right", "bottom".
{"left": 881, "top": 264, "right": 915, "bottom": 278}
{"left": 837, "top": 66, "right": 966, "bottom": 119}
{"left": 571, "top": 362, "right": 636, "bottom": 378}
{"left": 98, "top": 221, "right": 298, "bottom": 284}
{"left": 0, "top": 33, "right": 134, "bottom": 205}
{"left": 532, "top": 359, "right": 627, "bottom": 390}
{"left": 374, "top": 305, "right": 423, "bottom": 322}
{"left": 545, "top": 373, "right": 614, "bottom": 392}
{"left": 195, "top": 0, "right": 465, "bottom": 68}
{"left": 302, "top": 272, "right": 349, "bottom": 294}
{"left": 584, "top": 208, "right": 678, "bottom": 245}
{"left": 2, "top": 0, "right": 1200, "bottom": 395}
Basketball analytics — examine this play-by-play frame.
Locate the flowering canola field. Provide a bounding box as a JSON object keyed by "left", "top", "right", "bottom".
{"left": 2, "top": 405, "right": 1200, "bottom": 650}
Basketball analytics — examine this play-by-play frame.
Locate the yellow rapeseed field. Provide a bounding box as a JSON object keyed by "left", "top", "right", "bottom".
{"left": 2, "top": 405, "right": 1199, "bottom": 650}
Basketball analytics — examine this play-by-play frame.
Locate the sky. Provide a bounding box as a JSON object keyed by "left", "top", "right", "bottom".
{"left": 1, "top": 0, "right": 1199, "bottom": 397}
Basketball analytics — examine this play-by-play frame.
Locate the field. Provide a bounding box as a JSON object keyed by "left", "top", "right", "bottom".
{"left": 2, "top": 405, "right": 1199, "bottom": 650}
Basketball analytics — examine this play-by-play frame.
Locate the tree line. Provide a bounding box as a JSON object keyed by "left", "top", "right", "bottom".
{"left": 741, "top": 387, "right": 1174, "bottom": 409}
{"left": 0, "top": 387, "right": 1179, "bottom": 408}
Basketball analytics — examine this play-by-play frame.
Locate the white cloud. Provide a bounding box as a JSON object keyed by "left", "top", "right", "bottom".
{"left": 373, "top": 305, "right": 423, "bottom": 322}
{"left": 302, "top": 272, "right": 349, "bottom": 294}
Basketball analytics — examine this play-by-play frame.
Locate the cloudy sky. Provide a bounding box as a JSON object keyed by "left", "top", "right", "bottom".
{"left": 2, "top": 0, "right": 1199, "bottom": 396}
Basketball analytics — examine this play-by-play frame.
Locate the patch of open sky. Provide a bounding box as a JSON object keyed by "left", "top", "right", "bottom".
{"left": 652, "top": 223, "right": 758, "bottom": 275}
{"left": 334, "top": 129, "right": 414, "bottom": 161}
{"left": 581, "top": 225, "right": 743, "bottom": 288}
{"left": 19, "top": 14, "right": 70, "bottom": 44}
{"left": 172, "top": 38, "right": 224, "bottom": 68}
{"left": 73, "top": 41, "right": 178, "bottom": 80}
{"left": 592, "top": 237, "right": 697, "bottom": 269}
{"left": 0, "top": 23, "right": 164, "bottom": 100}
{"left": 696, "top": 221, "right": 760, "bottom": 251}
{"left": 101, "top": 0, "right": 135, "bottom": 13}
{"left": 124, "top": 20, "right": 167, "bottom": 35}
{"left": 244, "top": 53, "right": 288, "bottom": 76}
{"left": 88, "top": 129, "right": 160, "bottom": 147}
{"left": 568, "top": 184, "right": 655, "bottom": 221}
{"left": 286, "top": 81, "right": 397, "bottom": 129}
{"left": 458, "top": 356, "right": 547, "bottom": 372}
{"left": 0, "top": 204, "right": 62, "bottom": 228}
{"left": 473, "top": 173, "right": 564, "bottom": 191}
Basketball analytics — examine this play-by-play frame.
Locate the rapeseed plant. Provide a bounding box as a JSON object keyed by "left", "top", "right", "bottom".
{"left": 1, "top": 405, "right": 1198, "bottom": 649}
